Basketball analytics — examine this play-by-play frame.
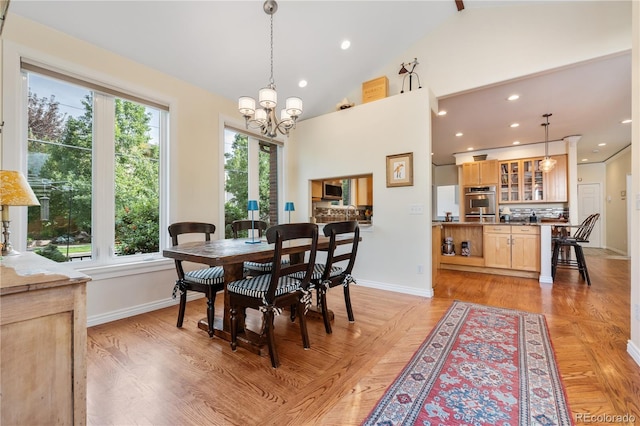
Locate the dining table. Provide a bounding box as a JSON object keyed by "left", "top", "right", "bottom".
{"left": 163, "top": 234, "right": 358, "bottom": 354}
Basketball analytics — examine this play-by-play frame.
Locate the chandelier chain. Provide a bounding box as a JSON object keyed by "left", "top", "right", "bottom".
{"left": 269, "top": 12, "right": 274, "bottom": 87}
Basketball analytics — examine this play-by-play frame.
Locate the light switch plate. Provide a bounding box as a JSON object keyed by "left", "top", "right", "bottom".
{"left": 409, "top": 204, "right": 424, "bottom": 215}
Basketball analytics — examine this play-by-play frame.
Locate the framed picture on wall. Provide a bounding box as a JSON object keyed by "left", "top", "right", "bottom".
{"left": 386, "top": 152, "right": 413, "bottom": 187}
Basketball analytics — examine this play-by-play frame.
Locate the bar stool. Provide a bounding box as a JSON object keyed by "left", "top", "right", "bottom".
{"left": 551, "top": 213, "right": 599, "bottom": 286}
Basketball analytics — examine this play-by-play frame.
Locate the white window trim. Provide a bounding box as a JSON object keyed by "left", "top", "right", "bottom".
{"left": 4, "top": 40, "right": 174, "bottom": 277}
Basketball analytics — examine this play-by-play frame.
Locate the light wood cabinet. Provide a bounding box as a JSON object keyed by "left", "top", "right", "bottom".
{"left": 499, "top": 155, "right": 567, "bottom": 203}
{"left": 1, "top": 252, "right": 90, "bottom": 426}
{"left": 311, "top": 180, "right": 322, "bottom": 200}
{"left": 544, "top": 155, "right": 568, "bottom": 202}
{"left": 462, "top": 160, "right": 498, "bottom": 186}
{"left": 483, "top": 225, "right": 540, "bottom": 272}
{"left": 355, "top": 176, "right": 373, "bottom": 205}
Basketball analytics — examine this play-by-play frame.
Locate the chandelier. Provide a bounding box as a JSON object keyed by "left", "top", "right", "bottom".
{"left": 238, "top": 0, "right": 302, "bottom": 138}
{"left": 539, "top": 113, "right": 557, "bottom": 173}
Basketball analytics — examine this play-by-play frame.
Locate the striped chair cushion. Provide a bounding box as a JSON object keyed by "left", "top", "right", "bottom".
{"left": 244, "top": 259, "right": 291, "bottom": 273}
{"left": 290, "top": 263, "right": 343, "bottom": 281}
{"left": 227, "top": 274, "right": 302, "bottom": 299}
{"left": 184, "top": 266, "right": 225, "bottom": 285}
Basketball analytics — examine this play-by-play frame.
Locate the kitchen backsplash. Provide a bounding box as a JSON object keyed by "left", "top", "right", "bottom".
{"left": 500, "top": 206, "right": 568, "bottom": 221}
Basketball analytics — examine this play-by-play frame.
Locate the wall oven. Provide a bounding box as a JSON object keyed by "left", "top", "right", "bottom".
{"left": 464, "top": 185, "right": 496, "bottom": 222}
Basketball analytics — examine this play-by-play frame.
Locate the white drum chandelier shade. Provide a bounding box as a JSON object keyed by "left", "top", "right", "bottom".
{"left": 238, "top": 0, "right": 303, "bottom": 138}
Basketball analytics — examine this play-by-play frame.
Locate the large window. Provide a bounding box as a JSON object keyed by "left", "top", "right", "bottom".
{"left": 223, "top": 128, "right": 279, "bottom": 238}
{"left": 24, "top": 67, "right": 167, "bottom": 263}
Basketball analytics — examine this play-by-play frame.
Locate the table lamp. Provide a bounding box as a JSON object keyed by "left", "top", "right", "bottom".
{"left": 246, "top": 199, "right": 260, "bottom": 244}
{"left": 284, "top": 202, "right": 295, "bottom": 223}
{"left": 1, "top": 170, "right": 40, "bottom": 255}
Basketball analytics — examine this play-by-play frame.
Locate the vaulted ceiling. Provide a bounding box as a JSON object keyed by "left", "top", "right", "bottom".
{"left": 8, "top": 1, "right": 631, "bottom": 166}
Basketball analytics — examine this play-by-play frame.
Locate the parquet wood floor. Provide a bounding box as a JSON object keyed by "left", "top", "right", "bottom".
{"left": 87, "top": 251, "right": 639, "bottom": 425}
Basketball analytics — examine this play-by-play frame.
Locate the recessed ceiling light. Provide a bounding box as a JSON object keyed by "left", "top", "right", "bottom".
{"left": 507, "top": 94, "right": 520, "bottom": 101}
{"left": 510, "top": 123, "right": 519, "bottom": 128}
{"left": 621, "top": 119, "right": 632, "bottom": 124}
{"left": 592, "top": 149, "right": 599, "bottom": 153}
{"left": 598, "top": 143, "right": 607, "bottom": 146}
{"left": 512, "top": 141, "right": 520, "bottom": 145}
{"left": 438, "top": 110, "right": 447, "bottom": 116}
{"left": 456, "top": 132, "right": 463, "bottom": 137}
{"left": 581, "top": 158, "right": 589, "bottom": 162}
{"left": 298, "top": 80, "right": 307, "bottom": 88}
{"left": 341, "top": 40, "right": 351, "bottom": 50}
{"left": 467, "top": 147, "right": 474, "bottom": 151}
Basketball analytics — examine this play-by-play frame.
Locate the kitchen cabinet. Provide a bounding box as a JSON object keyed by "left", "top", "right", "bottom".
{"left": 355, "top": 176, "right": 373, "bottom": 205}
{"left": 1, "top": 252, "right": 90, "bottom": 425}
{"left": 462, "top": 160, "right": 498, "bottom": 186}
{"left": 311, "top": 180, "right": 322, "bottom": 200}
{"left": 544, "top": 155, "right": 568, "bottom": 202}
{"left": 483, "top": 225, "right": 540, "bottom": 272}
{"left": 499, "top": 158, "right": 544, "bottom": 202}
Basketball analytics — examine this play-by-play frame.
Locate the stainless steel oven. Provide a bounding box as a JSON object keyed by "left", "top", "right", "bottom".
{"left": 464, "top": 185, "right": 496, "bottom": 222}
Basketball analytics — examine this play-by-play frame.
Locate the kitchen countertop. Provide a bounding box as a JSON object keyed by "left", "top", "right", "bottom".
{"left": 434, "top": 221, "right": 568, "bottom": 226}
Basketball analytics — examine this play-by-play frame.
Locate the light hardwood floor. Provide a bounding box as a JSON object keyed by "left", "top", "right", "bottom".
{"left": 87, "top": 251, "right": 639, "bottom": 425}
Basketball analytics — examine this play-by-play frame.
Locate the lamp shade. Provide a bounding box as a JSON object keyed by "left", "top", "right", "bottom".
{"left": 0, "top": 170, "right": 40, "bottom": 207}
{"left": 284, "top": 202, "right": 295, "bottom": 212}
{"left": 247, "top": 200, "right": 259, "bottom": 211}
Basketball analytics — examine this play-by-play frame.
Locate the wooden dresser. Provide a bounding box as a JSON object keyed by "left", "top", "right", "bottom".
{"left": 1, "top": 252, "right": 90, "bottom": 425}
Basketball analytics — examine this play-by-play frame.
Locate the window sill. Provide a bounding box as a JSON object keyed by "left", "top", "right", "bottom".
{"left": 77, "top": 256, "right": 174, "bottom": 281}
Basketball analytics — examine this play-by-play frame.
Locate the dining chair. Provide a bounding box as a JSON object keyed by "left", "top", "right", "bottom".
{"left": 168, "top": 222, "right": 225, "bottom": 337}
{"left": 297, "top": 220, "right": 360, "bottom": 334}
{"left": 231, "top": 219, "right": 275, "bottom": 276}
{"left": 551, "top": 213, "right": 600, "bottom": 286}
{"left": 227, "top": 223, "right": 319, "bottom": 368}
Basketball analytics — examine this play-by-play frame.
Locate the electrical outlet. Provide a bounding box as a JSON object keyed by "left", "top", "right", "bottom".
{"left": 635, "top": 304, "right": 640, "bottom": 322}
{"left": 417, "top": 264, "right": 424, "bottom": 274}
{"left": 409, "top": 204, "right": 424, "bottom": 215}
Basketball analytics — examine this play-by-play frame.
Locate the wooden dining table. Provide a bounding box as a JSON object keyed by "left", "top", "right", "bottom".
{"left": 163, "top": 234, "right": 357, "bottom": 354}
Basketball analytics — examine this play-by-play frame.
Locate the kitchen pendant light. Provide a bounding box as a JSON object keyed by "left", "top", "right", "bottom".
{"left": 238, "top": 0, "right": 302, "bottom": 138}
{"left": 539, "top": 113, "right": 557, "bottom": 173}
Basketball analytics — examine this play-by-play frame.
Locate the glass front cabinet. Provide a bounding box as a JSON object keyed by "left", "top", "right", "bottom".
{"left": 499, "top": 158, "right": 544, "bottom": 203}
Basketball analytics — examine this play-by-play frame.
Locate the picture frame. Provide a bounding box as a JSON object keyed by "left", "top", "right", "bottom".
{"left": 386, "top": 152, "right": 413, "bottom": 187}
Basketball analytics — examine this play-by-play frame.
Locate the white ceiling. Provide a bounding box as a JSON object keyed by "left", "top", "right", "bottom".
{"left": 8, "top": 0, "right": 632, "bottom": 166}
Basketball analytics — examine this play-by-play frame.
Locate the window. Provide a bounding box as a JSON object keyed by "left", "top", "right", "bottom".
{"left": 24, "top": 67, "right": 167, "bottom": 263}
{"left": 223, "top": 128, "right": 280, "bottom": 238}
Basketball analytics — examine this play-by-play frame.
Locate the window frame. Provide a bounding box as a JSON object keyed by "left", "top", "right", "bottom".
{"left": 3, "top": 42, "right": 173, "bottom": 278}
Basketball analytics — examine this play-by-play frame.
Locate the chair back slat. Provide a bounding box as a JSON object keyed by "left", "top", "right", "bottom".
{"left": 265, "top": 223, "right": 319, "bottom": 303}
{"left": 573, "top": 213, "right": 599, "bottom": 242}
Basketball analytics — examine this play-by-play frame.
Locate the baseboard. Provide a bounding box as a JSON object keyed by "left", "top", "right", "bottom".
{"left": 357, "top": 279, "right": 434, "bottom": 298}
{"left": 628, "top": 340, "right": 640, "bottom": 367}
{"left": 87, "top": 280, "right": 433, "bottom": 326}
{"left": 87, "top": 293, "right": 204, "bottom": 327}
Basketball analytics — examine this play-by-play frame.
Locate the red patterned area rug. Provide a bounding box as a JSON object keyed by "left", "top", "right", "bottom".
{"left": 362, "top": 301, "right": 574, "bottom": 426}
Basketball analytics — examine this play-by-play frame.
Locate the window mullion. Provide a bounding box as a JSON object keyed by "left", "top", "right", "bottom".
{"left": 93, "top": 93, "right": 116, "bottom": 260}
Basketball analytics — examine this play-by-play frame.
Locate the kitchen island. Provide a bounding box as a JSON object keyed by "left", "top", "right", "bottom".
{"left": 435, "top": 222, "right": 551, "bottom": 280}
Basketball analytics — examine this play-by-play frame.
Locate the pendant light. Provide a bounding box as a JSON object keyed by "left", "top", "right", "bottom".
{"left": 539, "top": 113, "right": 556, "bottom": 173}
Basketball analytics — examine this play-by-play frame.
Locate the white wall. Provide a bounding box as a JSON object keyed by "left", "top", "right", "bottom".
{"left": 290, "top": 90, "right": 433, "bottom": 297}
{"left": 605, "top": 148, "right": 631, "bottom": 255}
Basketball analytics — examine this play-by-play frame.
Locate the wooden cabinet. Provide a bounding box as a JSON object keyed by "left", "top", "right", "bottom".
{"left": 1, "top": 253, "right": 90, "bottom": 426}
{"left": 499, "top": 155, "right": 566, "bottom": 203}
{"left": 462, "top": 160, "right": 498, "bottom": 186}
{"left": 311, "top": 180, "right": 322, "bottom": 200}
{"left": 483, "top": 225, "right": 540, "bottom": 272}
{"left": 355, "top": 176, "right": 373, "bottom": 205}
{"left": 544, "top": 155, "right": 568, "bottom": 202}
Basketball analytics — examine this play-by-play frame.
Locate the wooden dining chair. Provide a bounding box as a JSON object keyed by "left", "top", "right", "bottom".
{"left": 168, "top": 222, "right": 225, "bottom": 337}
{"left": 227, "top": 223, "right": 319, "bottom": 368}
{"left": 231, "top": 219, "right": 271, "bottom": 276}
{"left": 299, "top": 220, "right": 360, "bottom": 334}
